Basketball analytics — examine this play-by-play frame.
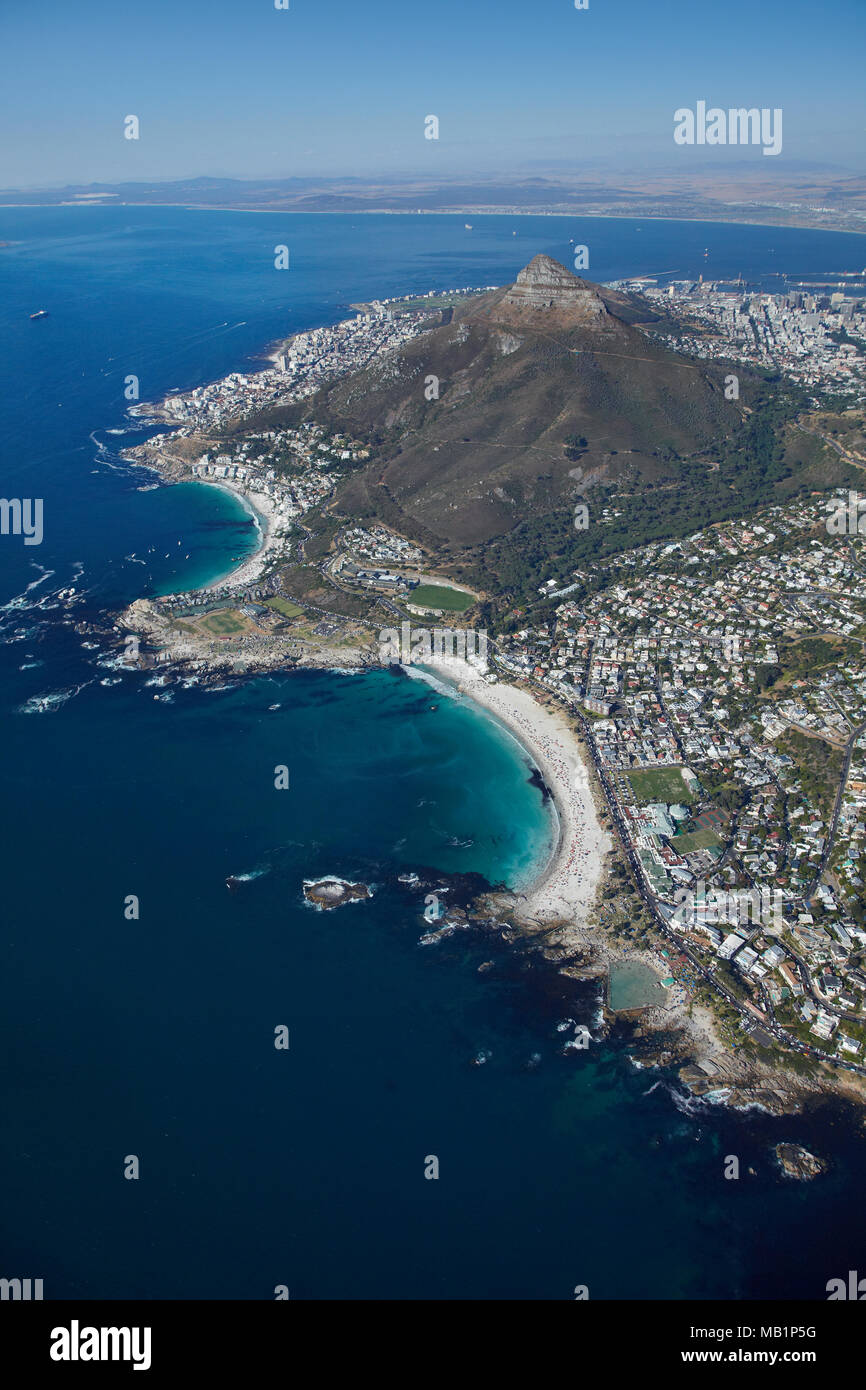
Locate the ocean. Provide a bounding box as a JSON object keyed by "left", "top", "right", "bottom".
{"left": 2, "top": 207, "right": 866, "bottom": 1299}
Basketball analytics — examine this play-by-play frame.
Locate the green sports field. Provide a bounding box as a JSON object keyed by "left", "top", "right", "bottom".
{"left": 410, "top": 584, "right": 474, "bottom": 613}
{"left": 265, "top": 597, "right": 305, "bottom": 619}
{"left": 201, "top": 610, "right": 245, "bottom": 635}
{"left": 673, "top": 827, "right": 724, "bottom": 852}
{"left": 627, "top": 766, "right": 695, "bottom": 804}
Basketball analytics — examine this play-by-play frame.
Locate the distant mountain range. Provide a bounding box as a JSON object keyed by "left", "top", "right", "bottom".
{"left": 3, "top": 168, "right": 865, "bottom": 233}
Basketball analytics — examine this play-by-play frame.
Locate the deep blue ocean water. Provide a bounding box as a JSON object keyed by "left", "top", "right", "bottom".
{"left": 2, "top": 208, "right": 866, "bottom": 1299}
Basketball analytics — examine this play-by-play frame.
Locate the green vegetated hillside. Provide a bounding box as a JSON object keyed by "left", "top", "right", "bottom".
{"left": 238, "top": 256, "right": 854, "bottom": 611}
{"left": 777, "top": 728, "right": 845, "bottom": 820}
{"left": 479, "top": 380, "right": 853, "bottom": 609}
{"left": 315, "top": 258, "right": 745, "bottom": 551}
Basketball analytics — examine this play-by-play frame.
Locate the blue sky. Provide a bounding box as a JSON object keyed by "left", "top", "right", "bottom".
{"left": 1, "top": 0, "right": 864, "bottom": 187}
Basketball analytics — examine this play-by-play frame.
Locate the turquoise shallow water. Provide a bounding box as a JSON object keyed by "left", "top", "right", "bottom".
{"left": 609, "top": 960, "right": 668, "bottom": 1011}
{"left": 126, "top": 478, "right": 262, "bottom": 597}
{"left": 2, "top": 207, "right": 866, "bottom": 1298}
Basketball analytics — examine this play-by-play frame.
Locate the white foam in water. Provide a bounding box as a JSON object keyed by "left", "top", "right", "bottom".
{"left": 402, "top": 665, "right": 458, "bottom": 700}
{"left": 418, "top": 924, "right": 457, "bottom": 945}
{"left": 669, "top": 1086, "right": 709, "bottom": 1117}
{"left": 2, "top": 564, "right": 87, "bottom": 620}
{"left": 25, "top": 565, "right": 54, "bottom": 593}
{"left": 18, "top": 685, "right": 87, "bottom": 714}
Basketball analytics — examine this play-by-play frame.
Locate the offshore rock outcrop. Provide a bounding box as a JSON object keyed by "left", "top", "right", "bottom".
{"left": 774, "top": 1143, "right": 827, "bottom": 1180}
{"left": 303, "top": 876, "right": 372, "bottom": 909}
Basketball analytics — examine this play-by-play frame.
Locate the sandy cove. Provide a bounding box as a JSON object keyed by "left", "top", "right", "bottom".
{"left": 194, "top": 475, "right": 280, "bottom": 593}
{"left": 419, "top": 657, "right": 815, "bottom": 1111}
{"left": 425, "top": 655, "right": 613, "bottom": 932}
{"left": 127, "top": 446, "right": 290, "bottom": 594}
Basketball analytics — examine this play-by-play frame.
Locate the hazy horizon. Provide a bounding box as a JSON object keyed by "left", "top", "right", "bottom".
{"left": 2, "top": 0, "right": 864, "bottom": 189}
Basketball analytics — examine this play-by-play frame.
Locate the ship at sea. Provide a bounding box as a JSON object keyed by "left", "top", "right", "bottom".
{"left": 30, "top": 309, "right": 49, "bottom": 320}
{"left": 5, "top": 203, "right": 866, "bottom": 1304}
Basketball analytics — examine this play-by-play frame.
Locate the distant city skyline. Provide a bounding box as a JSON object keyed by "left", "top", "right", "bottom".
{"left": 1, "top": 0, "right": 864, "bottom": 189}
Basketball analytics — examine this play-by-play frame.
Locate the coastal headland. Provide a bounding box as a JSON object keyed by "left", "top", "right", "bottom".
{"left": 420, "top": 656, "right": 839, "bottom": 1117}
{"left": 109, "top": 262, "right": 866, "bottom": 1124}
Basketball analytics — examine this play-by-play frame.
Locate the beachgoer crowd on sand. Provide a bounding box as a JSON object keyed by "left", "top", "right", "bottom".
{"left": 437, "top": 657, "right": 609, "bottom": 925}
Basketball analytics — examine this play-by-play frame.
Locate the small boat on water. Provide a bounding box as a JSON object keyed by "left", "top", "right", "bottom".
{"left": 30, "top": 309, "right": 49, "bottom": 320}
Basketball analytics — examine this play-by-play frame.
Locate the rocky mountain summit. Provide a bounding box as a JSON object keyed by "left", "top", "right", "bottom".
{"left": 501, "top": 253, "right": 609, "bottom": 319}
{"left": 251, "top": 252, "right": 745, "bottom": 549}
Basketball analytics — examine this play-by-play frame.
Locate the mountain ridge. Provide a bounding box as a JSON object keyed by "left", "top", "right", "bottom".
{"left": 289, "top": 255, "right": 746, "bottom": 547}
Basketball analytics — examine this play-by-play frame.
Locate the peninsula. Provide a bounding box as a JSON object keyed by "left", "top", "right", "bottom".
{"left": 116, "top": 254, "right": 866, "bottom": 1115}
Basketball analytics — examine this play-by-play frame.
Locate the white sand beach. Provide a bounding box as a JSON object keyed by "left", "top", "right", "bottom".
{"left": 195, "top": 476, "right": 283, "bottom": 593}
{"left": 426, "top": 655, "right": 613, "bottom": 931}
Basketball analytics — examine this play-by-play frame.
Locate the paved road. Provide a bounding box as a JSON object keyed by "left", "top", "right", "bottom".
{"left": 794, "top": 422, "right": 866, "bottom": 473}
{"left": 497, "top": 651, "right": 866, "bottom": 1080}
{"left": 805, "top": 718, "right": 866, "bottom": 896}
